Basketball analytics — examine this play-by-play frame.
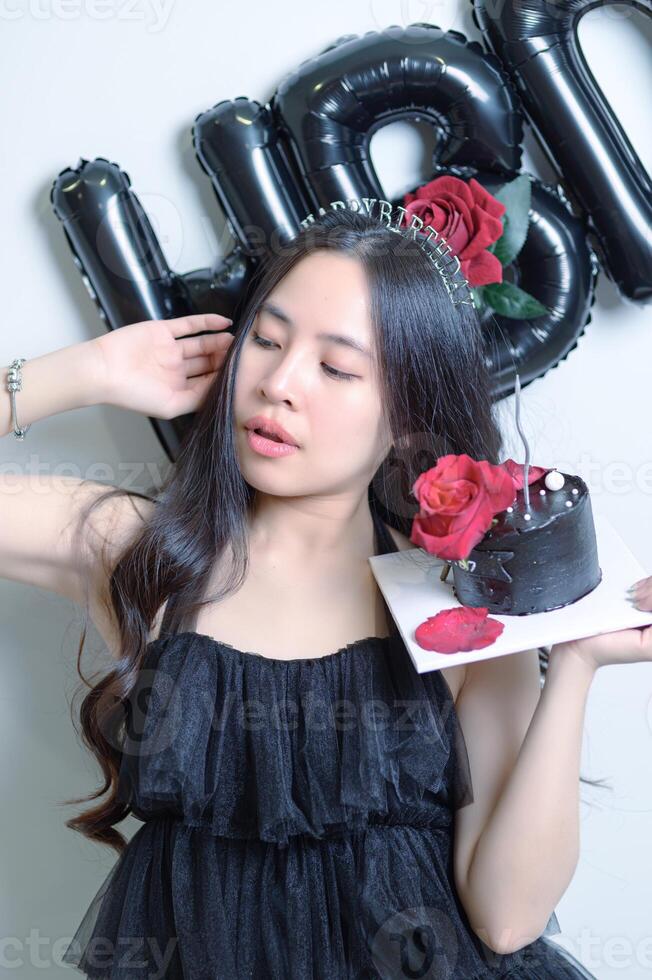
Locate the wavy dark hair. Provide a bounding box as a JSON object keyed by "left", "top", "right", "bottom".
{"left": 61, "top": 208, "right": 609, "bottom": 853}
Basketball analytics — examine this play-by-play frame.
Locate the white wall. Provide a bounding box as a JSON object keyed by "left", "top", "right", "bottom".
{"left": 0, "top": 1, "right": 650, "bottom": 977}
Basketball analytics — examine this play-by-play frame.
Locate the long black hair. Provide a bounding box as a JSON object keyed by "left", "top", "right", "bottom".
{"left": 62, "top": 207, "right": 608, "bottom": 853}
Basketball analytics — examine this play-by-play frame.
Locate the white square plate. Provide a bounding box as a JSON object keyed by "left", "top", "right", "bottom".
{"left": 369, "top": 510, "right": 652, "bottom": 674}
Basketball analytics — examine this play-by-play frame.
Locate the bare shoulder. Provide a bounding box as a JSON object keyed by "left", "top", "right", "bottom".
{"left": 385, "top": 523, "right": 467, "bottom": 703}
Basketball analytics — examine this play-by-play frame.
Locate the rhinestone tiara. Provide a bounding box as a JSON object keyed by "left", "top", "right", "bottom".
{"left": 298, "top": 197, "right": 476, "bottom": 310}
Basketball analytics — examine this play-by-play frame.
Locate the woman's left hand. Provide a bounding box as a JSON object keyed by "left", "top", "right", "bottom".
{"left": 549, "top": 575, "right": 652, "bottom": 672}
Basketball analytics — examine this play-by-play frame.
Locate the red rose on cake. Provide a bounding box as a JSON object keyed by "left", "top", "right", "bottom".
{"left": 410, "top": 454, "right": 551, "bottom": 562}
{"left": 410, "top": 455, "right": 516, "bottom": 561}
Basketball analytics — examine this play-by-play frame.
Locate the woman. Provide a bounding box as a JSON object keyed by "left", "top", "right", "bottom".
{"left": 2, "top": 209, "right": 650, "bottom": 979}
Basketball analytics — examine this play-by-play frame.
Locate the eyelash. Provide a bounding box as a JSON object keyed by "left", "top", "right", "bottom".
{"left": 250, "top": 331, "right": 358, "bottom": 382}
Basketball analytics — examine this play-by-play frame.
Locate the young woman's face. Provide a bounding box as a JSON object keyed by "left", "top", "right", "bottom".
{"left": 233, "top": 250, "right": 392, "bottom": 499}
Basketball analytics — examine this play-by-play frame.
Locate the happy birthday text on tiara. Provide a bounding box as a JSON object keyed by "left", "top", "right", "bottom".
{"left": 299, "top": 198, "right": 475, "bottom": 308}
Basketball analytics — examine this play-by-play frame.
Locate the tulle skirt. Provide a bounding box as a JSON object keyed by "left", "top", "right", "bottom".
{"left": 63, "top": 813, "right": 596, "bottom": 979}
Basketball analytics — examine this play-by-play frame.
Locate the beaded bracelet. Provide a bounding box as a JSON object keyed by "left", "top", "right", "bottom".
{"left": 5, "top": 358, "right": 31, "bottom": 440}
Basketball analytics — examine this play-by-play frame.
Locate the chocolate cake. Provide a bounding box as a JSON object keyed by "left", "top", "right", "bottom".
{"left": 451, "top": 471, "right": 602, "bottom": 615}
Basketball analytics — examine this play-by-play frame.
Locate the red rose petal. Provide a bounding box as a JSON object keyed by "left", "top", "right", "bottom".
{"left": 415, "top": 606, "right": 504, "bottom": 654}
{"left": 502, "top": 459, "right": 550, "bottom": 490}
{"left": 420, "top": 175, "right": 475, "bottom": 210}
{"left": 410, "top": 510, "right": 492, "bottom": 562}
{"left": 457, "top": 210, "right": 505, "bottom": 260}
{"left": 467, "top": 177, "right": 507, "bottom": 221}
{"left": 461, "top": 249, "right": 504, "bottom": 287}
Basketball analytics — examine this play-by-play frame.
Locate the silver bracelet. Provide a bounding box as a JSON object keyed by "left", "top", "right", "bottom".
{"left": 5, "top": 358, "right": 31, "bottom": 440}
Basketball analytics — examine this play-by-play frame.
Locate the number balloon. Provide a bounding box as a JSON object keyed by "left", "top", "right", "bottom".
{"left": 472, "top": 0, "right": 652, "bottom": 303}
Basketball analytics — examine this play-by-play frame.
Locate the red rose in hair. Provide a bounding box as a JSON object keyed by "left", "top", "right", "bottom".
{"left": 410, "top": 454, "right": 516, "bottom": 562}
{"left": 416, "top": 606, "right": 504, "bottom": 654}
{"left": 403, "top": 175, "right": 505, "bottom": 287}
{"left": 502, "top": 458, "right": 549, "bottom": 490}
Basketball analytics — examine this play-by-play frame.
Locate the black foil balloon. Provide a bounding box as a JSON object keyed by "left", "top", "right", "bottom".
{"left": 192, "top": 97, "right": 313, "bottom": 256}
{"left": 472, "top": 0, "right": 652, "bottom": 303}
{"left": 50, "top": 157, "right": 253, "bottom": 458}
{"left": 270, "top": 24, "right": 597, "bottom": 397}
{"left": 461, "top": 173, "right": 600, "bottom": 397}
{"left": 271, "top": 23, "right": 523, "bottom": 204}
{"left": 50, "top": 158, "right": 200, "bottom": 326}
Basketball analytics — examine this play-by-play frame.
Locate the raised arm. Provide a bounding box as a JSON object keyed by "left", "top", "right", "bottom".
{"left": 0, "top": 313, "right": 233, "bottom": 612}
{"left": 1, "top": 340, "right": 118, "bottom": 604}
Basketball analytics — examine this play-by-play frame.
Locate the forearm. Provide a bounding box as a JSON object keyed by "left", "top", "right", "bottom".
{"left": 465, "top": 650, "right": 596, "bottom": 951}
{"left": 0, "top": 340, "right": 109, "bottom": 438}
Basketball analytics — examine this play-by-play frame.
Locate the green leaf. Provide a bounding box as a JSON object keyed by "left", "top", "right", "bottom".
{"left": 490, "top": 175, "right": 532, "bottom": 266}
{"left": 492, "top": 215, "right": 517, "bottom": 266}
{"left": 471, "top": 286, "right": 487, "bottom": 313}
{"left": 482, "top": 281, "right": 549, "bottom": 320}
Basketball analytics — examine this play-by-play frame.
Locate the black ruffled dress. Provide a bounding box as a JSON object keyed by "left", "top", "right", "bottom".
{"left": 63, "top": 507, "right": 596, "bottom": 979}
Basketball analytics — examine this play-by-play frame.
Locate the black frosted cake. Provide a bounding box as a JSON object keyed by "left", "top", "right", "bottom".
{"left": 451, "top": 471, "right": 602, "bottom": 616}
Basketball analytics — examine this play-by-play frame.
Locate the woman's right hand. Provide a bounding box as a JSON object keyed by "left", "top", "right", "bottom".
{"left": 95, "top": 312, "right": 235, "bottom": 420}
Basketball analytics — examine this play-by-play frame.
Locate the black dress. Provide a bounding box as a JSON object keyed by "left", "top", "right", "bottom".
{"left": 63, "top": 507, "right": 596, "bottom": 979}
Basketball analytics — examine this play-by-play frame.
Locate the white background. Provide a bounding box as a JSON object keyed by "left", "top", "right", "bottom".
{"left": 0, "top": 1, "right": 651, "bottom": 977}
